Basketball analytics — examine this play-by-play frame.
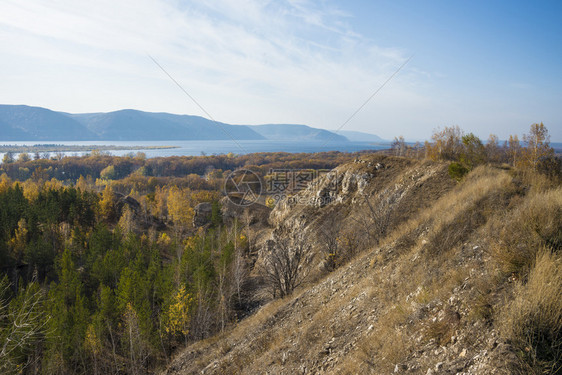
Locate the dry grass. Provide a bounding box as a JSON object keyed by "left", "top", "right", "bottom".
{"left": 358, "top": 308, "right": 413, "bottom": 373}
{"left": 500, "top": 250, "right": 562, "bottom": 374}
{"left": 349, "top": 166, "right": 520, "bottom": 373}
{"left": 378, "top": 165, "right": 515, "bottom": 256}
{"left": 425, "top": 317, "right": 455, "bottom": 346}
{"left": 490, "top": 187, "right": 562, "bottom": 278}
{"left": 468, "top": 283, "right": 494, "bottom": 324}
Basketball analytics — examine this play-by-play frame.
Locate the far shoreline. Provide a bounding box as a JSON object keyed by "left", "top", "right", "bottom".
{"left": 0, "top": 144, "right": 179, "bottom": 153}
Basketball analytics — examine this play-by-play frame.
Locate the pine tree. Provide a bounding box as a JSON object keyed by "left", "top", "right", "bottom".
{"left": 460, "top": 133, "right": 486, "bottom": 169}
{"left": 44, "top": 249, "right": 89, "bottom": 373}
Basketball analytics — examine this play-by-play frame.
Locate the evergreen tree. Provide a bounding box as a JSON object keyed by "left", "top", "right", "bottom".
{"left": 44, "top": 249, "right": 89, "bottom": 373}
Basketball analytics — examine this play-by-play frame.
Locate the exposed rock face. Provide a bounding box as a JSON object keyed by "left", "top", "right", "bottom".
{"left": 340, "top": 171, "right": 372, "bottom": 196}
{"left": 193, "top": 202, "right": 213, "bottom": 227}
{"left": 269, "top": 155, "right": 443, "bottom": 228}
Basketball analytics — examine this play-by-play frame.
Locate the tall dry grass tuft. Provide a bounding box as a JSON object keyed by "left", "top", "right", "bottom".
{"left": 500, "top": 250, "right": 562, "bottom": 374}
{"left": 491, "top": 187, "right": 562, "bottom": 278}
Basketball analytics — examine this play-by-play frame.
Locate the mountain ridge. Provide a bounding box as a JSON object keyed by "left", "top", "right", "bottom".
{"left": 0, "top": 105, "right": 381, "bottom": 142}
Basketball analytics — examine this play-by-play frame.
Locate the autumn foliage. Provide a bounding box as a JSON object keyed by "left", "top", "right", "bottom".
{"left": 421, "top": 123, "right": 559, "bottom": 181}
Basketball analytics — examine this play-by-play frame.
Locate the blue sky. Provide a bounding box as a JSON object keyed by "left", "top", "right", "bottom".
{"left": 1, "top": 0, "right": 560, "bottom": 141}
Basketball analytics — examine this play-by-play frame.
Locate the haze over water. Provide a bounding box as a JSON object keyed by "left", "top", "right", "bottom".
{"left": 0, "top": 140, "right": 389, "bottom": 161}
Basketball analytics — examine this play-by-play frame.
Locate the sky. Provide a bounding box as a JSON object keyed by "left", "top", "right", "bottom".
{"left": 0, "top": 0, "right": 561, "bottom": 141}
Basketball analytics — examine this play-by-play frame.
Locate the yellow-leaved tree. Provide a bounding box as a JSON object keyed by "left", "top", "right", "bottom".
{"left": 427, "top": 125, "right": 464, "bottom": 161}
{"left": 99, "top": 184, "right": 116, "bottom": 222}
{"left": 118, "top": 205, "right": 135, "bottom": 235}
{"left": 9, "top": 219, "right": 28, "bottom": 263}
{"left": 507, "top": 134, "right": 521, "bottom": 167}
{"left": 165, "top": 284, "right": 193, "bottom": 345}
{"left": 0, "top": 174, "right": 12, "bottom": 194}
{"left": 167, "top": 187, "right": 194, "bottom": 227}
{"left": 521, "top": 123, "right": 554, "bottom": 171}
{"left": 167, "top": 187, "right": 194, "bottom": 249}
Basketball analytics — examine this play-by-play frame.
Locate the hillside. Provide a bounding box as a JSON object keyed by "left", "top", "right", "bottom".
{"left": 68, "top": 110, "right": 265, "bottom": 141}
{"left": 0, "top": 105, "right": 365, "bottom": 142}
{"left": 0, "top": 105, "right": 97, "bottom": 141}
{"left": 164, "top": 154, "right": 562, "bottom": 374}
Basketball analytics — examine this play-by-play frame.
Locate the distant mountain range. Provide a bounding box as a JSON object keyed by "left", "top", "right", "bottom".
{"left": 0, "top": 105, "right": 382, "bottom": 143}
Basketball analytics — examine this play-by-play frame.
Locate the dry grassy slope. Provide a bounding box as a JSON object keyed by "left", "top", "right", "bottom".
{"left": 164, "top": 155, "right": 560, "bottom": 375}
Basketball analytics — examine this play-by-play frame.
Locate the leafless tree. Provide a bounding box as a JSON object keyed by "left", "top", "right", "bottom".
{"left": 190, "top": 289, "right": 214, "bottom": 340}
{"left": 0, "top": 276, "right": 48, "bottom": 375}
{"left": 391, "top": 136, "right": 407, "bottom": 157}
{"left": 261, "top": 224, "right": 313, "bottom": 298}
{"left": 122, "top": 303, "right": 150, "bottom": 375}
{"left": 231, "top": 244, "right": 247, "bottom": 305}
{"left": 353, "top": 192, "right": 394, "bottom": 248}
{"left": 242, "top": 209, "right": 255, "bottom": 252}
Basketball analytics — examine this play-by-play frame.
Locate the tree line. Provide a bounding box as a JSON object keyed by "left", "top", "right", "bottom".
{"left": 0, "top": 150, "right": 371, "bottom": 183}
{"left": 391, "top": 123, "right": 560, "bottom": 180}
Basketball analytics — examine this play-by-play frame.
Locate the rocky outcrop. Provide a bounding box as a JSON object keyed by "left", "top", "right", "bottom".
{"left": 113, "top": 192, "right": 166, "bottom": 230}
{"left": 220, "top": 197, "right": 272, "bottom": 227}
{"left": 114, "top": 192, "right": 142, "bottom": 213}
{"left": 193, "top": 202, "right": 213, "bottom": 227}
